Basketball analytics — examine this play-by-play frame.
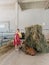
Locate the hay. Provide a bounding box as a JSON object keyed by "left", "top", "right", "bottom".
{"left": 0, "top": 40, "right": 14, "bottom": 56}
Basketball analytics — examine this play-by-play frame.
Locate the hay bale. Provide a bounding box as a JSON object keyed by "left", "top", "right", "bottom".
{"left": 24, "top": 25, "right": 49, "bottom": 53}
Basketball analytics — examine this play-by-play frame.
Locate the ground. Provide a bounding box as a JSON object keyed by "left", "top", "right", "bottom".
{"left": 0, "top": 49, "right": 49, "bottom": 65}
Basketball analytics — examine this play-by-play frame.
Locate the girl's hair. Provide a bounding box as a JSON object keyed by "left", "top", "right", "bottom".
{"left": 17, "top": 29, "right": 20, "bottom": 31}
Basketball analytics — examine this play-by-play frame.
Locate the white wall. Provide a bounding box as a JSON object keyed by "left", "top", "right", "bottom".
{"left": 19, "top": 8, "right": 49, "bottom": 34}
{"left": 0, "top": 4, "right": 17, "bottom": 32}
{"left": 0, "top": 2, "right": 49, "bottom": 35}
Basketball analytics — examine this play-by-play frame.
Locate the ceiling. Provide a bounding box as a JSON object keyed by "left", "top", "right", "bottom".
{"left": 0, "top": 0, "right": 16, "bottom": 8}
{"left": 18, "top": 0, "right": 49, "bottom": 10}
{"left": 0, "top": 0, "right": 16, "bottom": 4}
{"left": 18, "top": 0, "right": 47, "bottom": 3}
{"left": 0, "top": 0, "right": 49, "bottom": 10}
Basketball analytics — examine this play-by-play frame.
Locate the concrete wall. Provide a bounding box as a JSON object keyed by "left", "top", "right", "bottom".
{"left": 0, "top": 4, "right": 17, "bottom": 32}
{"left": 19, "top": 9, "right": 49, "bottom": 34}
{"left": 0, "top": 2, "right": 49, "bottom": 35}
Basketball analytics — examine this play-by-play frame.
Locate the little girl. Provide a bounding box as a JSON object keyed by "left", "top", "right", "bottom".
{"left": 13, "top": 29, "right": 22, "bottom": 51}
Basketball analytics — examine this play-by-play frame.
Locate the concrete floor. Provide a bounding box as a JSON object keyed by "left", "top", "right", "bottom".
{"left": 0, "top": 50, "right": 49, "bottom": 65}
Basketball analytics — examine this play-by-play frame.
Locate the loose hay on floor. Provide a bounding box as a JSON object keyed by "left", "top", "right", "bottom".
{"left": 0, "top": 41, "right": 14, "bottom": 56}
